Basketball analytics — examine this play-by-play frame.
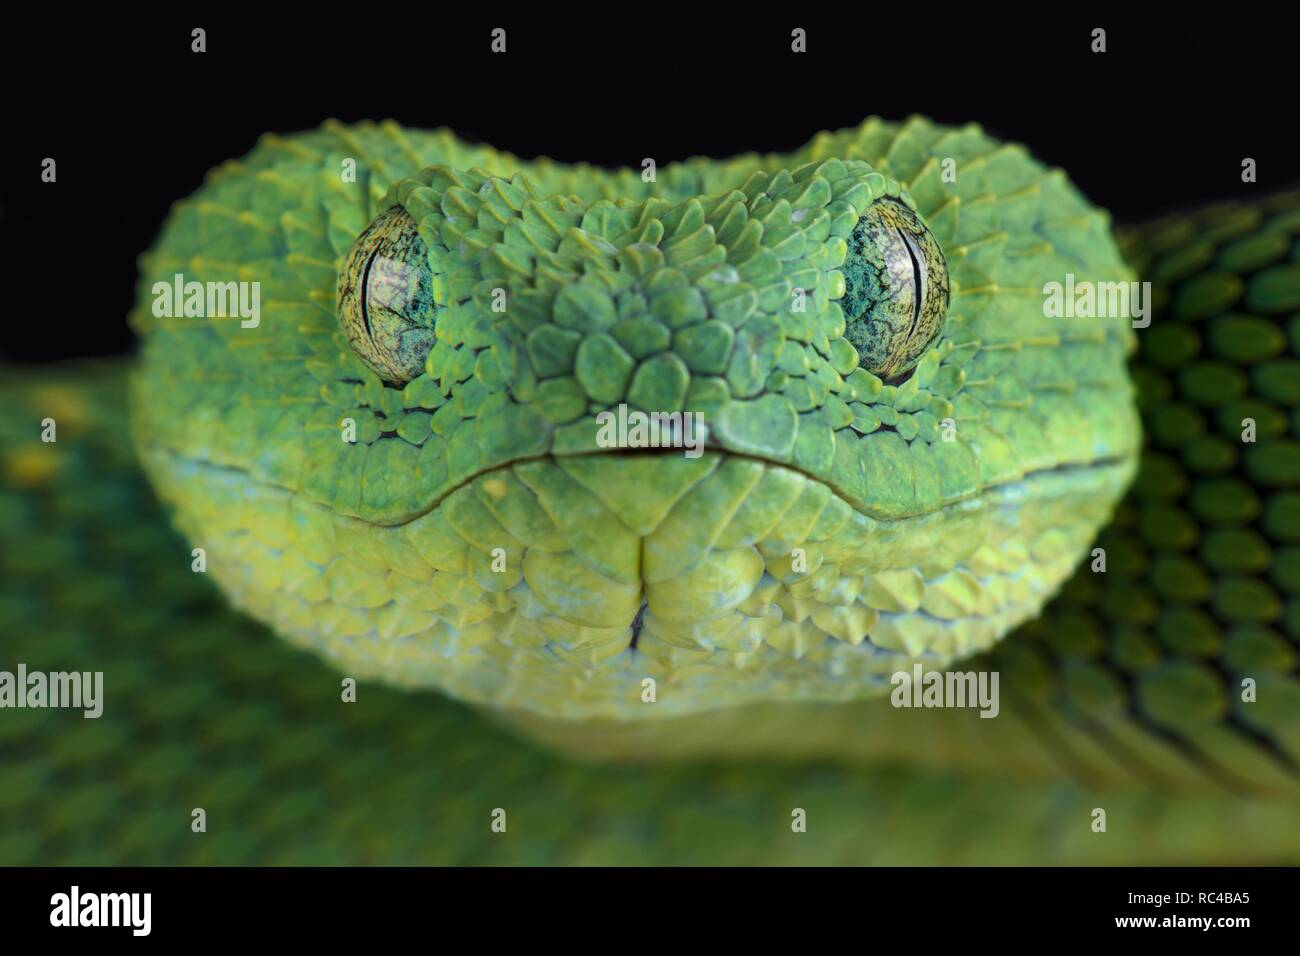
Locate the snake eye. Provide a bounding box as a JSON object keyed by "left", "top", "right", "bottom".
{"left": 337, "top": 206, "right": 438, "bottom": 384}
{"left": 840, "top": 198, "right": 950, "bottom": 382}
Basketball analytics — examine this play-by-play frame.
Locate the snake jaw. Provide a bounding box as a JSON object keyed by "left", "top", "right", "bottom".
{"left": 136, "top": 434, "right": 1135, "bottom": 720}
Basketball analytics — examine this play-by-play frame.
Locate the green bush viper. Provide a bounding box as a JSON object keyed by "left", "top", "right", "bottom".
{"left": 2, "top": 117, "right": 1299, "bottom": 864}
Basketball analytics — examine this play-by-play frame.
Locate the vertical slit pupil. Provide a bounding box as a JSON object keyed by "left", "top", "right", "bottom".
{"left": 897, "top": 226, "right": 925, "bottom": 339}
{"left": 359, "top": 247, "right": 381, "bottom": 341}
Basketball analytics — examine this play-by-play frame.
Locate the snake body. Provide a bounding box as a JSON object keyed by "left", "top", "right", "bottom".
{"left": 3, "top": 118, "right": 1299, "bottom": 863}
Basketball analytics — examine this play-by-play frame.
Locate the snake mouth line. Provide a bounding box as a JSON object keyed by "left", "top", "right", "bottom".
{"left": 139, "top": 436, "right": 1137, "bottom": 534}
{"left": 405, "top": 445, "right": 1138, "bottom": 536}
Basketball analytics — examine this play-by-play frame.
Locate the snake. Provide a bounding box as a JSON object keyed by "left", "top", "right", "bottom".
{"left": 3, "top": 117, "right": 1299, "bottom": 864}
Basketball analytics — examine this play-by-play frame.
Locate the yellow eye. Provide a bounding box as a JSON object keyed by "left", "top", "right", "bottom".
{"left": 337, "top": 206, "right": 437, "bottom": 383}
{"left": 840, "top": 199, "right": 949, "bottom": 382}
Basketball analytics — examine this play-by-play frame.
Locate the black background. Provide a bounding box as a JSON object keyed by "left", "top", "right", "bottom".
{"left": 2, "top": 6, "right": 1295, "bottom": 362}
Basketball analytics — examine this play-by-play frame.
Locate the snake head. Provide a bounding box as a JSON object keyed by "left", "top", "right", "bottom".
{"left": 132, "top": 120, "right": 1139, "bottom": 724}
